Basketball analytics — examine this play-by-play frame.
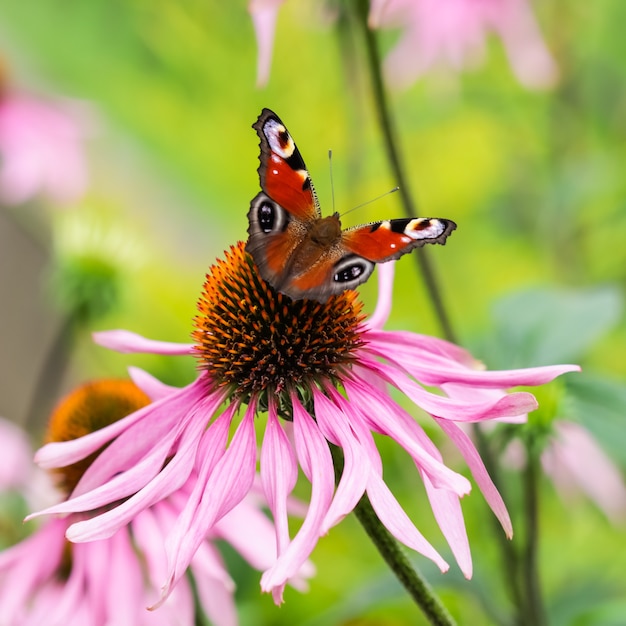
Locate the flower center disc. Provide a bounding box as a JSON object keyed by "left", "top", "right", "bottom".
{"left": 192, "top": 242, "right": 365, "bottom": 407}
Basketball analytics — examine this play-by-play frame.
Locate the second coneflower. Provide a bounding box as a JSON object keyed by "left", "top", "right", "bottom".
{"left": 13, "top": 377, "right": 306, "bottom": 625}
{"left": 33, "top": 242, "right": 579, "bottom": 604}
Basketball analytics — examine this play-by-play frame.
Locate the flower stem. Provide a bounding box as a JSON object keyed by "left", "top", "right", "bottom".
{"left": 521, "top": 444, "right": 548, "bottom": 626}
{"left": 472, "top": 427, "right": 526, "bottom": 620}
{"left": 24, "top": 313, "right": 75, "bottom": 432}
{"left": 330, "top": 443, "right": 457, "bottom": 626}
{"left": 352, "top": 0, "right": 458, "bottom": 344}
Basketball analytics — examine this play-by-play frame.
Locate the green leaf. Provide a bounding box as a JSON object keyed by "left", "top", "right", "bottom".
{"left": 565, "top": 374, "right": 626, "bottom": 467}
{"left": 474, "top": 286, "right": 623, "bottom": 368}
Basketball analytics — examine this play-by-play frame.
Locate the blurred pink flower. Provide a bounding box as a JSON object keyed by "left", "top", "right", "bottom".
{"left": 248, "top": 1, "right": 557, "bottom": 89}
{"left": 542, "top": 421, "right": 626, "bottom": 523}
{"left": 369, "top": 0, "right": 558, "bottom": 88}
{"left": 249, "top": 0, "right": 287, "bottom": 87}
{"left": 3, "top": 483, "right": 296, "bottom": 626}
{"left": 31, "top": 246, "right": 578, "bottom": 606}
{"left": 0, "top": 417, "right": 33, "bottom": 491}
{"left": 10, "top": 375, "right": 311, "bottom": 624}
{"left": 0, "top": 94, "right": 90, "bottom": 206}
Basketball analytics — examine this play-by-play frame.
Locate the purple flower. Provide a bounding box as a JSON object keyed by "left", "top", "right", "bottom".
{"left": 11, "top": 377, "right": 307, "bottom": 624}
{"left": 0, "top": 93, "right": 90, "bottom": 206}
{"left": 369, "top": 0, "right": 558, "bottom": 89}
{"left": 32, "top": 243, "right": 578, "bottom": 604}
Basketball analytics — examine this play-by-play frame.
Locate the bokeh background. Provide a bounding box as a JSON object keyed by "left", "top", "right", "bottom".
{"left": 1, "top": 1, "right": 625, "bottom": 624}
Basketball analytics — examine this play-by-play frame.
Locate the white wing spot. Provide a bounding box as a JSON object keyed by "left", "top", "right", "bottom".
{"left": 265, "top": 120, "right": 295, "bottom": 158}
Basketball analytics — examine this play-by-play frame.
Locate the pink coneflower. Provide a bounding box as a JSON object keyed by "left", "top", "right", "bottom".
{"left": 8, "top": 378, "right": 306, "bottom": 625}
{"left": 0, "top": 89, "right": 90, "bottom": 206}
{"left": 33, "top": 244, "right": 578, "bottom": 605}
{"left": 0, "top": 417, "right": 33, "bottom": 491}
{"left": 543, "top": 421, "right": 626, "bottom": 523}
{"left": 249, "top": 0, "right": 287, "bottom": 87}
{"left": 369, "top": 0, "right": 558, "bottom": 89}
{"left": 505, "top": 420, "right": 626, "bottom": 524}
{"left": 249, "top": 1, "right": 557, "bottom": 90}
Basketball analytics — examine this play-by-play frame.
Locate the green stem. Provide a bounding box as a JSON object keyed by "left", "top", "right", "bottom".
{"left": 522, "top": 445, "right": 548, "bottom": 626}
{"left": 24, "top": 314, "right": 75, "bottom": 433}
{"left": 330, "top": 444, "right": 457, "bottom": 626}
{"left": 353, "top": 0, "right": 458, "bottom": 344}
{"left": 473, "top": 427, "right": 528, "bottom": 625}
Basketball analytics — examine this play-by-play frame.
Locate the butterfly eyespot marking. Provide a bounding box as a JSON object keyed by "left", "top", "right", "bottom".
{"left": 251, "top": 195, "right": 288, "bottom": 235}
{"left": 333, "top": 256, "right": 375, "bottom": 288}
{"left": 334, "top": 265, "right": 363, "bottom": 282}
{"left": 258, "top": 203, "right": 275, "bottom": 233}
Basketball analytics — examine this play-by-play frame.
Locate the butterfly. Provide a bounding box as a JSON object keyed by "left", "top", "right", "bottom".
{"left": 246, "top": 108, "right": 456, "bottom": 302}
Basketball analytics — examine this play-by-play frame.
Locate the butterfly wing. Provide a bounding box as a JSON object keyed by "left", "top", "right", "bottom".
{"left": 342, "top": 217, "right": 457, "bottom": 262}
{"left": 316, "top": 217, "right": 458, "bottom": 295}
{"left": 246, "top": 109, "right": 321, "bottom": 290}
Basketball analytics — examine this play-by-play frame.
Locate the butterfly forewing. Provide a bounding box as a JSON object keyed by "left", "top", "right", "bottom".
{"left": 342, "top": 218, "right": 457, "bottom": 262}
{"left": 252, "top": 109, "right": 320, "bottom": 220}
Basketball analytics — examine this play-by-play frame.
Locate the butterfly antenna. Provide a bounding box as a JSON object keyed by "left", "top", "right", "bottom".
{"left": 328, "top": 150, "right": 336, "bottom": 213}
{"left": 340, "top": 186, "right": 400, "bottom": 218}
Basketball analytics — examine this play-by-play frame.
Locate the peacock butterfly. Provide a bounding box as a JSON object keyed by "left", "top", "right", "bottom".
{"left": 246, "top": 108, "right": 456, "bottom": 302}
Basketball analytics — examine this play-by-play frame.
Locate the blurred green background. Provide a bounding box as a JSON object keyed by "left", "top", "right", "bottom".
{"left": 0, "top": 1, "right": 625, "bottom": 624}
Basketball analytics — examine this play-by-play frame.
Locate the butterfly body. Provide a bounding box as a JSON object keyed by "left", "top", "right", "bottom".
{"left": 246, "top": 108, "right": 456, "bottom": 302}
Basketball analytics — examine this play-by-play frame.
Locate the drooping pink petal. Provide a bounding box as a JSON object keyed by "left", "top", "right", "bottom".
{"left": 365, "top": 328, "right": 476, "bottom": 367}
{"left": 137, "top": 523, "right": 196, "bottom": 626}
{"left": 421, "top": 472, "right": 472, "bottom": 578}
{"left": 104, "top": 532, "right": 145, "bottom": 625}
{"left": 93, "top": 329, "right": 195, "bottom": 355}
{"left": 344, "top": 375, "right": 471, "bottom": 494}
{"left": 366, "top": 471, "right": 450, "bottom": 572}
{"left": 260, "top": 393, "right": 334, "bottom": 602}
{"left": 128, "top": 366, "right": 179, "bottom": 401}
{"left": 161, "top": 402, "right": 257, "bottom": 603}
{"left": 249, "top": 0, "right": 287, "bottom": 87}
{"left": 29, "top": 380, "right": 218, "bottom": 529}
{"left": 261, "top": 401, "right": 298, "bottom": 556}
{"left": 436, "top": 419, "right": 513, "bottom": 538}
{"left": 214, "top": 499, "right": 277, "bottom": 571}
{"left": 312, "top": 388, "right": 369, "bottom": 531}
{"left": 441, "top": 384, "right": 528, "bottom": 424}
{"left": 364, "top": 262, "right": 396, "bottom": 330}
{"left": 324, "top": 385, "right": 451, "bottom": 572}
{"left": 0, "top": 518, "right": 66, "bottom": 621}
{"left": 64, "top": 399, "right": 215, "bottom": 541}
{"left": 372, "top": 334, "right": 577, "bottom": 430}
{"left": 52, "top": 537, "right": 100, "bottom": 624}
{"left": 361, "top": 356, "right": 539, "bottom": 421}
{"left": 33, "top": 377, "right": 207, "bottom": 471}
{"left": 155, "top": 494, "right": 237, "bottom": 591}
{"left": 193, "top": 569, "right": 239, "bottom": 626}
{"left": 489, "top": 0, "right": 559, "bottom": 89}
{"left": 365, "top": 331, "right": 581, "bottom": 388}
